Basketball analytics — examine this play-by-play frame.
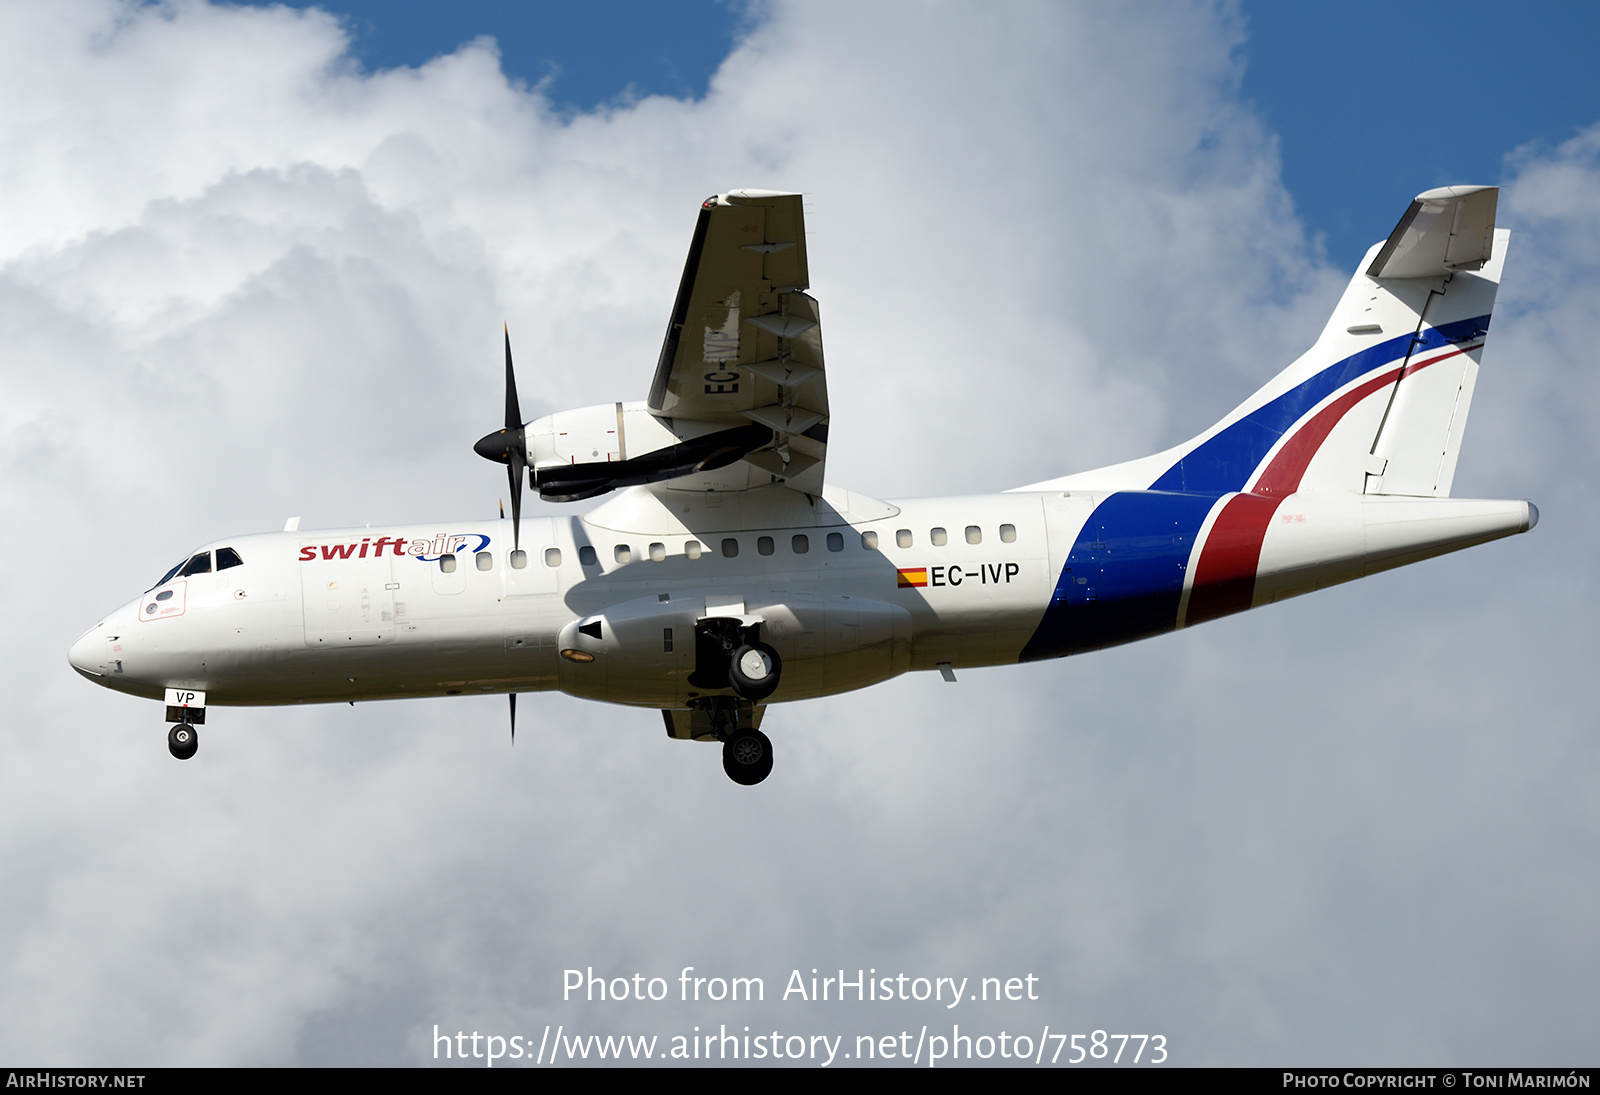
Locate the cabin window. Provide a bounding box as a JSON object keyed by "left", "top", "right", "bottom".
{"left": 930, "top": 527, "right": 948, "bottom": 547}
{"left": 965, "top": 526, "right": 982, "bottom": 545}
{"left": 792, "top": 534, "right": 810, "bottom": 554}
{"left": 614, "top": 545, "right": 632, "bottom": 565}
{"left": 180, "top": 552, "right": 211, "bottom": 577}
{"left": 476, "top": 551, "right": 493, "bottom": 571}
{"left": 861, "top": 531, "right": 879, "bottom": 550}
{"left": 439, "top": 554, "right": 457, "bottom": 573}
{"left": 721, "top": 538, "right": 739, "bottom": 558}
{"left": 999, "top": 523, "right": 1017, "bottom": 543}
{"left": 684, "top": 540, "right": 703, "bottom": 560}
{"left": 757, "top": 536, "right": 775, "bottom": 556}
{"left": 896, "top": 529, "right": 912, "bottom": 549}
{"left": 649, "top": 542, "right": 666, "bottom": 562}
{"left": 216, "top": 547, "right": 244, "bottom": 570}
{"left": 827, "top": 532, "right": 844, "bottom": 552}
{"left": 544, "top": 547, "right": 562, "bottom": 568}
{"left": 510, "top": 550, "right": 527, "bottom": 569}
{"left": 578, "top": 546, "right": 598, "bottom": 567}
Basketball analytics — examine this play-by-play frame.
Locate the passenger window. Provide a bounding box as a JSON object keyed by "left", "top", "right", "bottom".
{"left": 439, "top": 554, "right": 457, "bottom": 573}
{"left": 861, "top": 531, "right": 879, "bottom": 550}
{"left": 544, "top": 547, "right": 562, "bottom": 568}
{"left": 649, "top": 542, "right": 666, "bottom": 562}
{"left": 180, "top": 552, "right": 211, "bottom": 577}
{"left": 685, "top": 540, "right": 703, "bottom": 560}
{"left": 1000, "top": 523, "right": 1017, "bottom": 543}
{"left": 896, "top": 529, "right": 912, "bottom": 549}
{"left": 578, "top": 546, "right": 598, "bottom": 567}
{"left": 930, "top": 527, "right": 948, "bottom": 546}
{"left": 216, "top": 547, "right": 244, "bottom": 570}
{"left": 965, "top": 526, "right": 982, "bottom": 545}
{"left": 476, "top": 551, "right": 493, "bottom": 571}
{"left": 614, "top": 545, "right": 632, "bottom": 565}
{"left": 510, "top": 550, "right": 527, "bottom": 569}
{"left": 757, "top": 536, "right": 775, "bottom": 556}
{"left": 792, "top": 534, "right": 810, "bottom": 554}
{"left": 721, "top": 538, "right": 739, "bottom": 558}
{"left": 827, "top": 532, "right": 844, "bottom": 552}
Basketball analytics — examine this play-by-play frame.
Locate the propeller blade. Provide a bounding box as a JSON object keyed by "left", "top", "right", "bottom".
{"left": 509, "top": 692, "right": 517, "bottom": 745}
{"left": 504, "top": 325, "right": 522, "bottom": 432}
{"left": 509, "top": 460, "right": 524, "bottom": 552}
{"left": 475, "top": 325, "right": 530, "bottom": 551}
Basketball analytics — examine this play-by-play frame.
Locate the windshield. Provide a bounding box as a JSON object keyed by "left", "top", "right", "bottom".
{"left": 150, "top": 551, "right": 209, "bottom": 590}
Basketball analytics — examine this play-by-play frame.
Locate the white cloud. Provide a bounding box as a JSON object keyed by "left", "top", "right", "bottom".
{"left": 1, "top": 0, "right": 1593, "bottom": 1066}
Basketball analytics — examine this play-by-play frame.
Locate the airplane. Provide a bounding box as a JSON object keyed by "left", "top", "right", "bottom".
{"left": 68, "top": 186, "right": 1535, "bottom": 785}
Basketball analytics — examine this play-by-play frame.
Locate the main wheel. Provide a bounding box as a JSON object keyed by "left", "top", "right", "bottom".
{"left": 722, "top": 728, "right": 774, "bottom": 786}
{"left": 167, "top": 723, "right": 198, "bottom": 761}
{"left": 728, "top": 642, "right": 781, "bottom": 701}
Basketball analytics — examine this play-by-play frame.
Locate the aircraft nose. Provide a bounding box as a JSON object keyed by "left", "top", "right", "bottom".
{"left": 68, "top": 624, "right": 104, "bottom": 678}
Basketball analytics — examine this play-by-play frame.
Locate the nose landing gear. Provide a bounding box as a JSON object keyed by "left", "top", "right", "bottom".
{"left": 163, "top": 690, "right": 205, "bottom": 760}
{"left": 167, "top": 722, "right": 198, "bottom": 760}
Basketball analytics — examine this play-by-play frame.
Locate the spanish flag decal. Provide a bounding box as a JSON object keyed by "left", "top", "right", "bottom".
{"left": 897, "top": 568, "right": 928, "bottom": 588}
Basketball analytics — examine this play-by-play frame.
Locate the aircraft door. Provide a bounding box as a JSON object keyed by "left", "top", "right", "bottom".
{"left": 299, "top": 544, "right": 396, "bottom": 648}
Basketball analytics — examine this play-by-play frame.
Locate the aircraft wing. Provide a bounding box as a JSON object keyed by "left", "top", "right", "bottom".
{"left": 647, "top": 190, "right": 828, "bottom": 495}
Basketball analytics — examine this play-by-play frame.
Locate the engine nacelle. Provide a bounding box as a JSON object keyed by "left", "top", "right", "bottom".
{"left": 525, "top": 401, "right": 773, "bottom": 502}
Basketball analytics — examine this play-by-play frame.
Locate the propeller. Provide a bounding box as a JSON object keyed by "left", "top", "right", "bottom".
{"left": 473, "top": 326, "right": 530, "bottom": 745}
{"left": 473, "top": 326, "right": 528, "bottom": 551}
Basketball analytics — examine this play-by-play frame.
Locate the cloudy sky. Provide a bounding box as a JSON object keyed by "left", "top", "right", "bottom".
{"left": 4, "top": 0, "right": 1597, "bottom": 1067}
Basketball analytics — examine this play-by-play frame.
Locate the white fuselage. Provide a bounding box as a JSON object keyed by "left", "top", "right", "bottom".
{"left": 70, "top": 485, "right": 1068, "bottom": 709}
{"left": 69, "top": 481, "right": 1533, "bottom": 712}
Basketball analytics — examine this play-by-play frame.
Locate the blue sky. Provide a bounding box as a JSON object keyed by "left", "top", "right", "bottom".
{"left": 260, "top": 0, "right": 1600, "bottom": 271}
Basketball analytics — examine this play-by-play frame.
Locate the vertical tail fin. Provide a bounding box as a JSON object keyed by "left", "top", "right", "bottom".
{"left": 1157, "top": 186, "right": 1505, "bottom": 500}
{"left": 1021, "top": 187, "right": 1506, "bottom": 500}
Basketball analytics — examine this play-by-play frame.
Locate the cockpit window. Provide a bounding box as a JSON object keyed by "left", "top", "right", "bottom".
{"left": 216, "top": 547, "right": 244, "bottom": 571}
{"left": 154, "top": 562, "right": 184, "bottom": 588}
{"left": 179, "top": 552, "right": 212, "bottom": 577}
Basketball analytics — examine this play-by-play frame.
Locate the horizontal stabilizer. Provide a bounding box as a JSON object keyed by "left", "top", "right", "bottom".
{"left": 1367, "top": 185, "right": 1497, "bottom": 279}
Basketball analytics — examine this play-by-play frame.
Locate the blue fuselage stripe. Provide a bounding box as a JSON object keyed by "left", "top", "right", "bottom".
{"left": 1150, "top": 314, "right": 1489, "bottom": 493}
{"left": 1020, "top": 313, "right": 1491, "bottom": 661}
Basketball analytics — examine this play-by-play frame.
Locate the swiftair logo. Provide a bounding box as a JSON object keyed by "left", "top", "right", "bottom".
{"left": 298, "top": 533, "right": 490, "bottom": 563}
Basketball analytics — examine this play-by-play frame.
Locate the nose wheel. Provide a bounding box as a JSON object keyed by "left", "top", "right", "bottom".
{"left": 167, "top": 723, "right": 198, "bottom": 761}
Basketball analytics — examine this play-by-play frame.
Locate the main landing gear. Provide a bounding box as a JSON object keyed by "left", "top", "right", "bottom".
{"left": 693, "top": 695, "right": 774, "bottom": 786}
{"left": 722, "top": 727, "right": 774, "bottom": 786}
{"left": 686, "top": 620, "right": 781, "bottom": 786}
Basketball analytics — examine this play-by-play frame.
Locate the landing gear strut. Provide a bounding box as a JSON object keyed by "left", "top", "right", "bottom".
{"left": 167, "top": 722, "right": 198, "bottom": 761}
